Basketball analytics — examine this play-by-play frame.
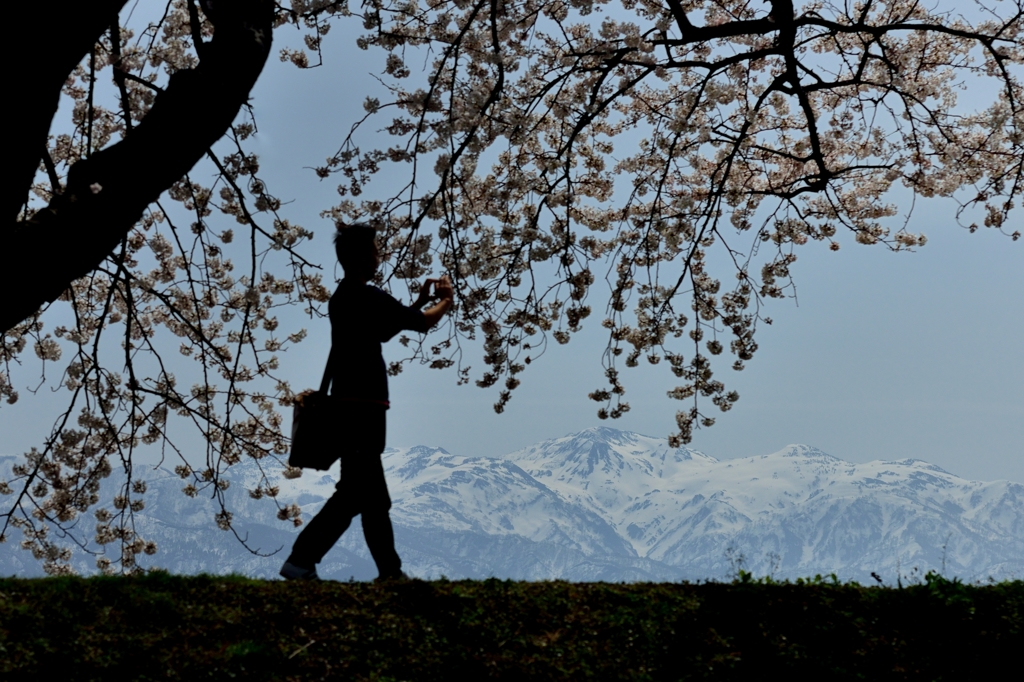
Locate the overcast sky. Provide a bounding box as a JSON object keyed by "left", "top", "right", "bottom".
{"left": 2, "top": 12, "right": 1021, "bottom": 484}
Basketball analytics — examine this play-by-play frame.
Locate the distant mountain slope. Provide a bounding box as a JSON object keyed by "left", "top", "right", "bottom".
{"left": 506, "top": 431, "right": 1024, "bottom": 580}
{"left": 2, "top": 430, "right": 1021, "bottom": 582}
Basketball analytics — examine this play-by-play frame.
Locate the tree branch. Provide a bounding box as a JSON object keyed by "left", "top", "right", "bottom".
{"left": 41, "top": 147, "right": 63, "bottom": 197}
{"left": 1, "top": 0, "right": 275, "bottom": 335}
{"left": 663, "top": 0, "right": 695, "bottom": 38}
{"left": 6, "top": 1, "right": 129, "bottom": 223}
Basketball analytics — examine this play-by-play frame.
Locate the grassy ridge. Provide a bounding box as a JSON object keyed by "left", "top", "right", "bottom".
{"left": 1, "top": 573, "right": 1021, "bottom": 681}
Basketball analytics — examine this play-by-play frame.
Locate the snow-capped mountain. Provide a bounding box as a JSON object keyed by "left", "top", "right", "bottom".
{"left": 1, "top": 428, "right": 1021, "bottom": 582}
{"left": 505, "top": 429, "right": 1024, "bottom": 581}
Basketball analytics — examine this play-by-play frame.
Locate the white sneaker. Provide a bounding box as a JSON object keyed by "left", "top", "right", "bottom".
{"left": 280, "top": 561, "right": 320, "bottom": 581}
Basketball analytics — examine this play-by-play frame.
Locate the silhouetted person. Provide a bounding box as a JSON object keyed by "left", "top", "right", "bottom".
{"left": 280, "top": 224, "right": 453, "bottom": 580}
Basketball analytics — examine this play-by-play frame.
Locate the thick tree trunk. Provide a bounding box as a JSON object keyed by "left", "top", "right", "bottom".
{"left": 1, "top": 0, "right": 274, "bottom": 335}
{"left": 7, "top": 1, "right": 130, "bottom": 225}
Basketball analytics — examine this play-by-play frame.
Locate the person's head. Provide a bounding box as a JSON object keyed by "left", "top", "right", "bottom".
{"left": 334, "top": 223, "right": 379, "bottom": 281}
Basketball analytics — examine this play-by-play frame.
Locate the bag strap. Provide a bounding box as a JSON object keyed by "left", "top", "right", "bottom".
{"left": 318, "top": 346, "right": 334, "bottom": 394}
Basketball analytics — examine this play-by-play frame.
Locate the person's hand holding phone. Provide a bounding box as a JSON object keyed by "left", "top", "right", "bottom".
{"left": 414, "top": 278, "right": 439, "bottom": 309}
{"left": 434, "top": 275, "right": 454, "bottom": 302}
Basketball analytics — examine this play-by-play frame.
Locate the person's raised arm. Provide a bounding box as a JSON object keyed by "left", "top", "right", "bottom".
{"left": 421, "top": 275, "right": 453, "bottom": 329}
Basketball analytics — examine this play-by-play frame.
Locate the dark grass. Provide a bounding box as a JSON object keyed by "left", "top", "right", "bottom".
{"left": 1, "top": 572, "right": 1021, "bottom": 681}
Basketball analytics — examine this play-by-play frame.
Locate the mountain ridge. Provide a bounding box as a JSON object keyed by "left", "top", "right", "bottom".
{"left": 1, "top": 429, "right": 1021, "bottom": 582}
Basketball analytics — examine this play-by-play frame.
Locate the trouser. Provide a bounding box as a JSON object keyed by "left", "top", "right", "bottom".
{"left": 286, "top": 404, "right": 402, "bottom": 578}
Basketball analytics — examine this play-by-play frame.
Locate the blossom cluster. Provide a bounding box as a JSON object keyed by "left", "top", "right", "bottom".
{"left": 2, "top": 1, "right": 328, "bottom": 574}
{"left": 306, "top": 0, "right": 1021, "bottom": 444}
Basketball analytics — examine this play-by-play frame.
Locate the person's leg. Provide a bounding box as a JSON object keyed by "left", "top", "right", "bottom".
{"left": 362, "top": 508, "right": 402, "bottom": 578}
{"left": 283, "top": 404, "right": 401, "bottom": 579}
{"left": 354, "top": 406, "right": 403, "bottom": 579}
{"left": 283, "top": 404, "right": 359, "bottom": 574}
{"left": 285, "top": 489, "right": 356, "bottom": 569}
{"left": 359, "top": 445, "right": 402, "bottom": 578}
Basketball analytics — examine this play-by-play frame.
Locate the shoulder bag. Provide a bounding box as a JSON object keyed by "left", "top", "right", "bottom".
{"left": 288, "top": 348, "right": 339, "bottom": 471}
